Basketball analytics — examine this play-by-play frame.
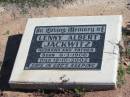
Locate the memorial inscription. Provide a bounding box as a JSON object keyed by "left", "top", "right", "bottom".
{"left": 25, "top": 25, "right": 106, "bottom": 70}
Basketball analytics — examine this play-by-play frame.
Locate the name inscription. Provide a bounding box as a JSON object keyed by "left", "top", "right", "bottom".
{"left": 24, "top": 25, "right": 106, "bottom": 70}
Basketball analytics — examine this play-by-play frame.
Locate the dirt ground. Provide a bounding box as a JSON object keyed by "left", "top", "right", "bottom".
{"left": 0, "top": 0, "right": 130, "bottom": 97}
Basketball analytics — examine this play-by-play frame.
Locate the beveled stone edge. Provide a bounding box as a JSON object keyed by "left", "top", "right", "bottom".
{"left": 9, "top": 81, "right": 116, "bottom": 90}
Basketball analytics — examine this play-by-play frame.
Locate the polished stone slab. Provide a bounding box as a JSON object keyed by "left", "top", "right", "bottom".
{"left": 9, "top": 15, "right": 122, "bottom": 90}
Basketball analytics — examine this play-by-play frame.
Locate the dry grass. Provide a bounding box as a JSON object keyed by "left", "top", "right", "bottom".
{"left": 0, "top": 0, "right": 75, "bottom": 8}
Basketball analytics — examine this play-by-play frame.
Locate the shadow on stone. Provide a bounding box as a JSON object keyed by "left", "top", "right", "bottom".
{"left": 0, "top": 34, "right": 22, "bottom": 90}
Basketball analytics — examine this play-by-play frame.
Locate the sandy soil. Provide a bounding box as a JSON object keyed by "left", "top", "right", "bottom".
{"left": 0, "top": 0, "right": 130, "bottom": 97}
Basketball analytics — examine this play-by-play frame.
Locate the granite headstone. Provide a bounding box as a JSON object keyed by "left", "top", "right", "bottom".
{"left": 9, "top": 16, "right": 122, "bottom": 90}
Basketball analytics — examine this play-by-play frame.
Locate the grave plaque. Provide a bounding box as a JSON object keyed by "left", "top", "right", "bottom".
{"left": 25, "top": 25, "right": 106, "bottom": 70}
{"left": 9, "top": 16, "right": 122, "bottom": 90}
